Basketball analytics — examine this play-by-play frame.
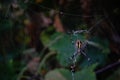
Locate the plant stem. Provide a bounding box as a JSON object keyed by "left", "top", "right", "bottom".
{"left": 17, "top": 51, "right": 56, "bottom": 80}
{"left": 40, "top": 35, "right": 63, "bottom": 57}
{"left": 37, "top": 51, "right": 56, "bottom": 74}
{"left": 17, "top": 66, "right": 28, "bottom": 80}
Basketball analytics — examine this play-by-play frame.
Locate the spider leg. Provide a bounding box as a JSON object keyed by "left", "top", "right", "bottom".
{"left": 81, "top": 50, "right": 90, "bottom": 61}
{"left": 86, "top": 40, "right": 102, "bottom": 49}
{"left": 70, "top": 51, "right": 78, "bottom": 63}
{"left": 78, "top": 40, "right": 90, "bottom": 61}
{"left": 81, "top": 40, "right": 88, "bottom": 50}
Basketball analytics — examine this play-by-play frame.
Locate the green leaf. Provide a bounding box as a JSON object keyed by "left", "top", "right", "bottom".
{"left": 80, "top": 36, "right": 110, "bottom": 67}
{"left": 45, "top": 64, "right": 97, "bottom": 80}
{"left": 89, "top": 36, "right": 110, "bottom": 54}
{"left": 41, "top": 26, "right": 55, "bottom": 45}
{"left": 48, "top": 33, "right": 110, "bottom": 67}
{"left": 45, "top": 69, "right": 66, "bottom": 80}
{"left": 49, "top": 33, "right": 75, "bottom": 66}
{"left": 80, "top": 45, "right": 108, "bottom": 68}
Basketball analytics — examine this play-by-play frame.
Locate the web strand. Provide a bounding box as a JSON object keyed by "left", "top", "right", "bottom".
{"left": 87, "top": 18, "right": 104, "bottom": 33}
{"left": 28, "top": 1, "right": 104, "bottom": 17}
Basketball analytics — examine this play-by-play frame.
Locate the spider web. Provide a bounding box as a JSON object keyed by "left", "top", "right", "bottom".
{"left": 0, "top": 1, "right": 113, "bottom": 80}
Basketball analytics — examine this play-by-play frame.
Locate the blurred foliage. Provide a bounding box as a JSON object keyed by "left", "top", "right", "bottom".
{"left": 106, "top": 68, "right": 120, "bottom": 80}
{"left": 0, "top": 18, "right": 13, "bottom": 31}
{"left": 0, "top": 0, "right": 120, "bottom": 80}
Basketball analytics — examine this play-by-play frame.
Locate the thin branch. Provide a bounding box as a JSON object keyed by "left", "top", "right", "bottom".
{"left": 96, "top": 59, "right": 120, "bottom": 74}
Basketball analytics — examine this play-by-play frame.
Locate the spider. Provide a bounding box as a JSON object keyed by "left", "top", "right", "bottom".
{"left": 70, "top": 39, "right": 90, "bottom": 62}
{"left": 68, "top": 29, "right": 95, "bottom": 75}
{"left": 69, "top": 30, "right": 91, "bottom": 64}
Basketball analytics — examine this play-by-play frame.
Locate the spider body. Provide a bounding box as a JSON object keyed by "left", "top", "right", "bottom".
{"left": 76, "top": 40, "right": 82, "bottom": 48}
{"left": 75, "top": 40, "right": 82, "bottom": 53}
{"left": 70, "top": 38, "right": 90, "bottom": 63}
